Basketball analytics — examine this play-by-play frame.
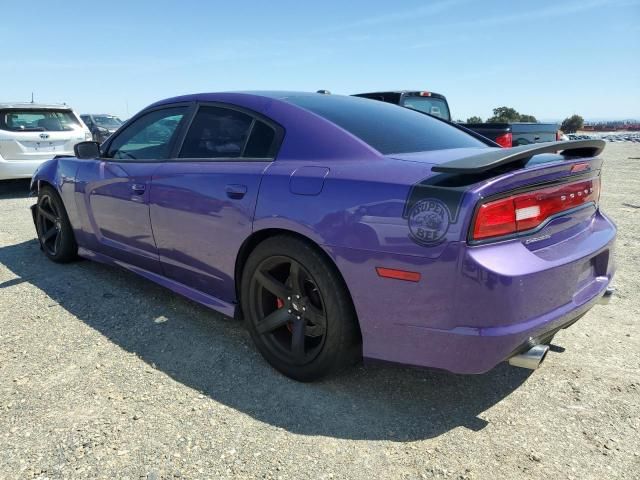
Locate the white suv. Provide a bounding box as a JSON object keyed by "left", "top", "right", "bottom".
{"left": 0, "top": 103, "right": 92, "bottom": 180}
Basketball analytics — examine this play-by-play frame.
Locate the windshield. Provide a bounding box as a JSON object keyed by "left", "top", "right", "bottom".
{"left": 93, "top": 115, "right": 123, "bottom": 128}
{"left": 401, "top": 97, "right": 451, "bottom": 121}
{"left": 0, "top": 109, "right": 81, "bottom": 132}
{"left": 285, "top": 95, "right": 485, "bottom": 155}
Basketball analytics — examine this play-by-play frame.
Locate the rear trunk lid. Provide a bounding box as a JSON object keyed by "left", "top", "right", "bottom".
{"left": 389, "top": 140, "right": 606, "bottom": 250}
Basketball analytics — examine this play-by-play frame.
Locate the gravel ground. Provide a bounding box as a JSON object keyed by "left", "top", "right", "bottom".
{"left": 1, "top": 143, "right": 639, "bottom": 480}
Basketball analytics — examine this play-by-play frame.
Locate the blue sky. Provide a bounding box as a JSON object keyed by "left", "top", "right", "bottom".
{"left": 2, "top": 0, "right": 638, "bottom": 121}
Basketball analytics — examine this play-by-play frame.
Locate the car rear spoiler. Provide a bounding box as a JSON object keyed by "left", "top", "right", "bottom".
{"left": 432, "top": 139, "right": 605, "bottom": 174}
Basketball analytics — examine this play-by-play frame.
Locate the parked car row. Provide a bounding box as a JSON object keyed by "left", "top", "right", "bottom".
{"left": 601, "top": 133, "right": 640, "bottom": 143}
{"left": 568, "top": 133, "right": 640, "bottom": 143}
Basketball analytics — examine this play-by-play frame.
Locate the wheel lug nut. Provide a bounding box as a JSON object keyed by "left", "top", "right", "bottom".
{"left": 287, "top": 296, "right": 291, "bottom": 300}
{"left": 288, "top": 309, "right": 292, "bottom": 314}
{"left": 302, "top": 307, "right": 306, "bottom": 311}
{"left": 297, "top": 316, "right": 301, "bottom": 320}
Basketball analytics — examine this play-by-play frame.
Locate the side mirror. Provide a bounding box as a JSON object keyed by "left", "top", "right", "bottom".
{"left": 74, "top": 141, "right": 101, "bottom": 159}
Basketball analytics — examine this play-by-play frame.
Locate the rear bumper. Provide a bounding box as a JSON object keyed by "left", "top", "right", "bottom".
{"left": 377, "top": 277, "right": 611, "bottom": 374}
{"left": 0, "top": 158, "right": 50, "bottom": 180}
{"left": 329, "top": 211, "right": 616, "bottom": 374}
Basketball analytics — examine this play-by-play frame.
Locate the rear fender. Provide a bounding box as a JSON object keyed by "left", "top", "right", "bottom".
{"left": 254, "top": 158, "right": 464, "bottom": 260}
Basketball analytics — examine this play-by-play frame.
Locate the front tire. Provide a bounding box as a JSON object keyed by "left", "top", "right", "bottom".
{"left": 35, "top": 186, "right": 78, "bottom": 263}
{"left": 241, "top": 235, "right": 360, "bottom": 381}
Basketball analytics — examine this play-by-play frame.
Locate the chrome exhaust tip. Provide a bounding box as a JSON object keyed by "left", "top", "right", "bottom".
{"left": 508, "top": 344, "right": 549, "bottom": 370}
{"left": 599, "top": 286, "right": 615, "bottom": 305}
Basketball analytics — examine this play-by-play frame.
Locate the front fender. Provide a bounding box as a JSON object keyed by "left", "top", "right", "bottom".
{"left": 29, "top": 157, "right": 82, "bottom": 233}
{"left": 30, "top": 158, "right": 61, "bottom": 195}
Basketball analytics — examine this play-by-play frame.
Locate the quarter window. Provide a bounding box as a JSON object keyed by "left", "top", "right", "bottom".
{"left": 244, "top": 120, "right": 276, "bottom": 158}
{"left": 106, "top": 107, "right": 186, "bottom": 160}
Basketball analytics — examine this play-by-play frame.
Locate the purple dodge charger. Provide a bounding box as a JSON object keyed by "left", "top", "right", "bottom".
{"left": 30, "top": 92, "right": 616, "bottom": 381}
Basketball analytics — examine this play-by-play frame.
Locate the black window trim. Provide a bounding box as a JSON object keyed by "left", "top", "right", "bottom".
{"left": 99, "top": 102, "right": 196, "bottom": 162}
{"left": 173, "top": 101, "right": 285, "bottom": 163}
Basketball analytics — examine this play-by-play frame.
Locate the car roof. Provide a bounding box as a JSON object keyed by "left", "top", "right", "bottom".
{"left": 354, "top": 90, "right": 446, "bottom": 96}
{"left": 152, "top": 90, "right": 320, "bottom": 105}
{"left": 0, "top": 102, "right": 72, "bottom": 110}
{"left": 148, "top": 91, "right": 364, "bottom": 114}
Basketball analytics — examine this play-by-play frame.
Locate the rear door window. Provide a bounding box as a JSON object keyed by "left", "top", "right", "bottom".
{"left": 0, "top": 110, "right": 81, "bottom": 132}
{"left": 105, "top": 107, "right": 186, "bottom": 160}
{"left": 179, "top": 106, "right": 279, "bottom": 159}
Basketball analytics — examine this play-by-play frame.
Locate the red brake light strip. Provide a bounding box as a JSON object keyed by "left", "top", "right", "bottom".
{"left": 472, "top": 176, "right": 600, "bottom": 241}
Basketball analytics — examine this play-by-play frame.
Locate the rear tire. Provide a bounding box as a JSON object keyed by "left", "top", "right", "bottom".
{"left": 241, "top": 235, "right": 360, "bottom": 381}
{"left": 35, "top": 186, "right": 78, "bottom": 263}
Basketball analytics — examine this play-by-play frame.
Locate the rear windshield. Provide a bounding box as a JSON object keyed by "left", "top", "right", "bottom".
{"left": 401, "top": 96, "right": 451, "bottom": 121}
{"left": 0, "top": 109, "right": 81, "bottom": 132}
{"left": 93, "top": 115, "right": 122, "bottom": 128}
{"left": 284, "top": 95, "right": 486, "bottom": 155}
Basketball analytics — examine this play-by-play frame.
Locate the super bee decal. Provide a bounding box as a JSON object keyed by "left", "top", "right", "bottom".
{"left": 408, "top": 198, "right": 451, "bottom": 245}
{"left": 403, "top": 174, "right": 470, "bottom": 247}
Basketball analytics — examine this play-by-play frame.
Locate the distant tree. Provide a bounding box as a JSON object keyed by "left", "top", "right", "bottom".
{"left": 519, "top": 114, "right": 538, "bottom": 122}
{"left": 454, "top": 119, "right": 465, "bottom": 123}
{"left": 561, "top": 115, "right": 584, "bottom": 133}
{"left": 466, "top": 116, "right": 483, "bottom": 123}
{"left": 487, "top": 106, "right": 537, "bottom": 123}
{"left": 487, "top": 106, "right": 521, "bottom": 123}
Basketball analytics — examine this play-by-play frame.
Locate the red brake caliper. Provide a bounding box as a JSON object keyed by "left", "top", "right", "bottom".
{"left": 276, "top": 297, "right": 295, "bottom": 333}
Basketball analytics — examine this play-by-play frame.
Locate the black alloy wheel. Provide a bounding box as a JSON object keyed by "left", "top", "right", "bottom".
{"left": 36, "top": 192, "right": 63, "bottom": 256}
{"left": 35, "top": 186, "right": 77, "bottom": 262}
{"left": 249, "top": 255, "right": 328, "bottom": 365}
{"left": 241, "top": 235, "right": 360, "bottom": 381}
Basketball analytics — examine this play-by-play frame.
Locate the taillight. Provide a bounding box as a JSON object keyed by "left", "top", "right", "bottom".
{"left": 472, "top": 176, "right": 600, "bottom": 241}
{"left": 494, "top": 132, "right": 512, "bottom": 148}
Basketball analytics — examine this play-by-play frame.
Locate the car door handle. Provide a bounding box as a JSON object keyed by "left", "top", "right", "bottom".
{"left": 225, "top": 184, "right": 247, "bottom": 199}
{"left": 131, "top": 184, "right": 146, "bottom": 195}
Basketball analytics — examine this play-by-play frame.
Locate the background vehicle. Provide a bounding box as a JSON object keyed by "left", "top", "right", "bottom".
{"left": 0, "top": 103, "right": 91, "bottom": 180}
{"left": 460, "top": 121, "right": 560, "bottom": 147}
{"left": 354, "top": 90, "right": 560, "bottom": 147}
{"left": 80, "top": 114, "right": 123, "bottom": 143}
{"left": 353, "top": 90, "right": 452, "bottom": 120}
{"left": 30, "top": 92, "right": 615, "bottom": 381}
